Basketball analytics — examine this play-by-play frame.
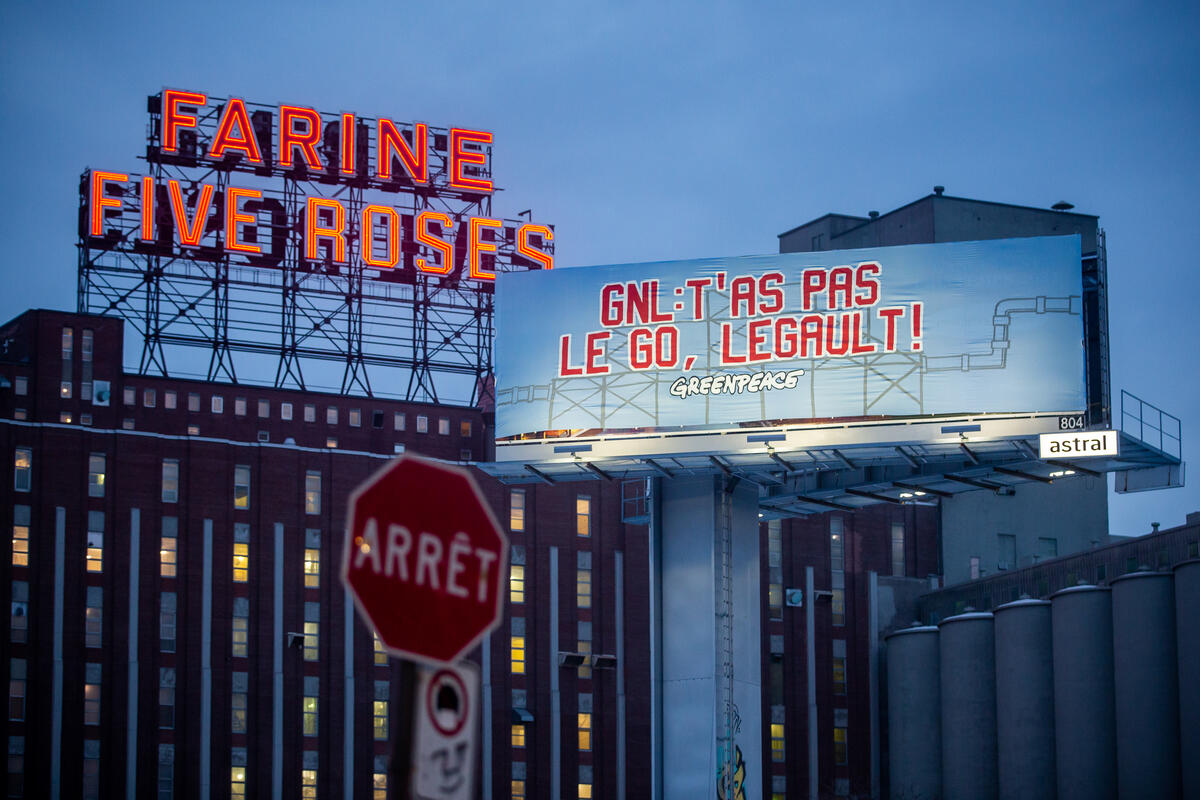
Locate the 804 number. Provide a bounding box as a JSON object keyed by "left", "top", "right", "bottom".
{"left": 1058, "top": 415, "right": 1086, "bottom": 430}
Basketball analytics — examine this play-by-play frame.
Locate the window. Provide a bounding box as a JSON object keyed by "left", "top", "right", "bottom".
{"left": 80, "top": 413, "right": 91, "bottom": 426}
{"left": 88, "top": 453, "right": 106, "bottom": 497}
{"left": 9, "top": 658, "right": 26, "bottom": 720}
{"left": 833, "top": 639, "right": 847, "bottom": 695}
{"left": 969, "top": 556, "right": 981, "bottom": 580}
{"left": 460, "top": 420, "right": 472, "bottom": 437}
{"left": 511, "top": 635, "right": 526, "bottom": 674}
{"left": 1038, "top": 537, "right": 1058, "bottom": 560}
{"left": 576, "top": 495, "right": 591, "bottom": 537}
{"left": 1096, "top": 563, "right": 1107, "bottom": 582}
{"left": 162, "top": 459, "right": 179, "bottom": 503}
{"left": 231, "top": 766, "right": 246, "bottom": 798}
{"left": 416, "top": 415, "right": 429, "bottom": 433}
{"left": 373, "top": 765, "right": 387, "bottom": 800}
{"left": 891, "top": 522, "right": 905, "bottom": 576}
{"left": 373, "top": 681, "right": 389, "bottom": 740}
{"left": 11, "top": 505, "right": 30, "bottom": 567}
{"left": 257, "top": 398, "right": 269, "bottom": 418}
{"left": 159, "top": 668, "right": 175, "bottom": 728}
{"left": 234, "top": 397, "right": 247, "bottom": 416}
{"left": 84, "top": 663, "right": 101, "bottom": 724}
{"left": 60, "top": 411, "right": 74, "bottom": 424}
{"left": 83, "top": 740, "right": 99, "bottom": 800}
{"left": 831, "top": 517, "right": 845, "bottom": 625}
{"left": 304, "top": 546, "right": 320, "bottom": 588}
{"left": 326, "top": 406, "right": 338, "bottom": 425}
{"left": 510, "top": 565, "right": 525, "bottom": 604}
{"left": 577, "top": 639, "right": 592, "bottom": 680}
{"left": 578, "top": 712, "right": 592, "bottom": 751}
{"left": 832, "top": 586, "right": 845, "bottom": 626}
{"left": 304, "top": 602, "right": 319, "bottom": 661}
{"left": 86, "top": 511, "right": 104, "bottom": 573}
{"left": 301, "top": 768, "right": 317, "bottom": 800}
{"left": 122, "top": 418, "right": 135, "bottom": 430}
{"left": 834, "top": 721, "right": 848, "bottom": 765}
{"left": 510, "top": 489, "right": 526, "bottom": 532}
{"left": 144, "top": 388, "right": 157, "bottom": 408}
{"left": 158, "top": 744, "right": 174, "bottom": 800}
{"left": 232, "top": 598, "right": 249, "bottom": 658}
{"left": 325, "top": 437, "right": 337, "bottom": 449}
{"left": 233, "top": 542, "right": 249, "bottom": 582}
{"left": 305, "top": 471, "right": 321, "bottom": 515}
{"left": 124, "top": 386, "right": 136, "bottom": 406}
{"left": 188, "top": 426, "right": 200, "bottom": 437}
{"left": 85, "top": 586, "right": 103, "bottom": 647}
{"left": 349, "top": 408, "right": 361, "bottom": 428}
{"left": 373, "top": 632, "right": 387, "bottom": 666}
{"left": 394, "top": 412, "right": 406, "bottom": 431}
{"left": 80, "top": 329, "right": 93, "bottom": 400}
{"left": 768, "top": 582, "right": 783, "bottom": 620}
{"left": 512, "top": 780, "right": 526, "bottom": 799}
{"left": 232, "top": 672, "right": 248, "bottom": 733}
{"left": 507, "top": 722, "right": 526, "bottom": 747}
{"left": 13, "top": 408, "right": 26, "bottom": 420}
{"left": 281, "top": 402, "right": 293, "bottom": 421}
{"left": 11, "top": 581, "right": 29, "bottom": 644}
{"left": 188, "top": 392, "right": 200, "bottom": 412}
{"left": 61, "top": 327, "right": 73, "bottom": 399}
{"left": 438, "top": 417, "right": 450, "bottom": 435}
{"left": 304, "top": 404, "right": 316, "bottom": 423}
{"left": 164, "top": 390, "right": 177, "bottom": 410}
{"left": 303, "top": 676, "right": 319, "bottom": 736}
{"left": 372, "top": 410, "right": 385, "bottom": 429}
{"left": 14, "top": 448, "right": 31, "bottom": 492}
{"left": 771, "top": 722, "right": 785, "bottom": 762}
{"left": 578, "top": 784, "right": 592, "bottom": 799}
{"left": 576, "top": 567, "right": 591, "bottom": 609}
{"left": 234, "top": 465, "right": 250, "bottom": 510}
{"left": 161, "top": 519, "right": 178, "bottom": 578}
{"left": 830, "top": 517, "right": 844, "bottom": 571}
{"left": 998, "top": 533, "right": 1016, "bottom": 571}
{"left": 15, "top": 376, "right": 27, "bottom": 395}
{"left": 212, "top": 395, "right": 224, "bottom": 414}
{"left": 160, "top": 592, "right": 176, "bottom": 653}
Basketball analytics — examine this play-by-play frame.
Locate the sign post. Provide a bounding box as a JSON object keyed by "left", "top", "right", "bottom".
{"left": 343, "top": 454, "right": 507, "bottom": 799}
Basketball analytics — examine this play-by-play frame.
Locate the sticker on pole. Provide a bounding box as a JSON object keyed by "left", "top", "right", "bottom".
{"left": 413, "top": 662, "right": 479, "bottom": 800}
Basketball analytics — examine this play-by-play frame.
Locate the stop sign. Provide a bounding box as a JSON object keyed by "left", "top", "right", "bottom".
{"left": 343, "top": 454, "right": 508, "bottom": 665}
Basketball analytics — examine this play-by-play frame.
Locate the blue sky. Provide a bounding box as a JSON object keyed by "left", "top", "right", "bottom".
{"left": 1, "top": 0, "right": 1196, "bottom": 533}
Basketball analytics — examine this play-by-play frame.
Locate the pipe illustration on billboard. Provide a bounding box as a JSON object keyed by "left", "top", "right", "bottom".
{"left": 494, "top": 235, "right": 1085, "bottom": 439}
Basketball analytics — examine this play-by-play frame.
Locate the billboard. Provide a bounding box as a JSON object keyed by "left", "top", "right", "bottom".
{"left": 495, "top": 235, "right": 1086, "bottom": 442}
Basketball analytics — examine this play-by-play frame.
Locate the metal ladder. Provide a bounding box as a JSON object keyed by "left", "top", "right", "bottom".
{"left": 715, "top": 476, "right": 736, "bottom": 799}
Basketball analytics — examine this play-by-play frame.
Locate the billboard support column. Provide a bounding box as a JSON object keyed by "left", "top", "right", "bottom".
{"left": 657, "top": 476, "right": 762, "bottom": 799}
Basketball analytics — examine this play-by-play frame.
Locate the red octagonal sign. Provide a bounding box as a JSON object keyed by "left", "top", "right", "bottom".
{"left": 343, "top": 454, "right": 508, "bottom": 665}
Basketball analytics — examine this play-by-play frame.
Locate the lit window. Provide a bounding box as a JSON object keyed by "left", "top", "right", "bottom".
{"left": 303, "top": 676, "right": 319, "bottom": 736}
{"left": 438, "top": 417, "right": 450, "bottom": 435}
{"left": 212, "top": 396, "right": 224, "bottom": 414}
{"left": 160, "top": 592, "right": 176, "bottom": 653}
{"left": 88, "top": 453, "right": 106, "bottom": 497}
{"left": 85, "top": 586, "right": 102, "bottom": 647}
{"left": 84, "top": 663, "right": 101, "bottom": 724}
{"left": 232, "top": 542, "right": 249, "bottom": 582}
{"left": 61, "top": 327, "right": 73, "bottom": 399}
{"left": 14, "top": 447, "right": 32, "bottom": 492}
{"left": 257, "top": 399, "right": 270, "bottom": 418}
{"left": 577, "top": 640, "right": 592, "bottom": 679}
{"left": 511, "top": 635, "right": 526, "bottom": 674}
{"left": 834, "top": 724, "right": 848, "bottom": 765}
{"left": 304, "top": 472, "right": 322, "bottom": 515}
{"left": 327, "top": 406, "right": 338, "bottom": 425}
{"left": 373, "top": 632, "right": 388, "bottom": 666}
{"left": 86, "top": 511, "right": 104, "bottom": 573}
{"left": 771, "top": 722, "right": 785, "bottom": 762}
{"left": 394, "top": 412, "right": 406, "bottom": 431}
{"left": 13, "top": 409, "right": 26, "bottom": 420}
{"left": 833, "top": 646, "right": 847, "bottom": 696}
{"left": 350, "top": 408, "right": 361, "bottom": 428}
{"left": 10, "top": 657, "right": 26, "bottom": 721}
{"left": 161, "top": 532, "right": 178, "bottom": 579}
{"left": 188, "top": 393, "right": 200, "bottom": 411}
{"left": 373, "top": 770, "right": 387, "bottom": 800}
{"left": 510, "top": 565, "right": 525, "bottom": 604}
{"left": 231, "top": 766, "right": 246, "bottom": 798}
{"left": 512, "top": 780, "right": 526, "bottom": 799}
{"left": 891, "top": 522, "right": 905, "bottom": 576}
{"left": 304, "top": 603, "right": 319, "bottom": 661}
{"left": 301, "top": 768, "right": 317, "bottom": 800}
{"left": 235, "top": 397, "right": 247, "bottom": 416}
{"left": 460, "top": 420, "right": 472, "bottom": 437}
{"left": 304, "top": 404, "right": 315, "bottom": 422}
{"left": 416, "top": 415, "right": 428, "bottom": 433}
{"left": 578, "top": 712, "right": 592, "bottom": 751}
{"left": 576, "top": 496, "right": 591, "bottom": 537}
{"left": 59, "top": 412, "right": 74, "bottom": 424}
{"left": 304, "top": 548, "right": 320, "bottom": 588}
{"left": 510, "top": 489, "right": 525, "bottom": 532}
{"left": 144, "top": 388, "right": 156, "bottom": 408}
{"left": 281, "top": 402, "right": 293, "bottom": 421}
{"left": 233, "top": 465, "right": 250, "bottom": 510}
{"left": 232, "top": 672, "right": 248, "bottom": 733}
{"left": 832, "top": 588, "right": 845, "bottom": 626}
{"left": 11, "top": 505, "right": 29, "bottom": 567}
{"left": 124, "top": 386, "right": 136, "bottom": 406}
{"left": 164, "top": 390, "right": 177, "bottom": 410}
{"left": 373, "top": 682, "right": 389, "bottom": 740}
{"left": 162, "top": 459, "right": 179, "bottom": 503}
{"left": 578, "top": 783, "right": 592, "bottom": 799}
{"left": 577, "top": 568, "right": 591, "bottom": 609}
{"left": 511, "top": 724, "right": 526, "bottom": 747}
{"left": 325, "top": 437, "right": 337, "bottom": 449}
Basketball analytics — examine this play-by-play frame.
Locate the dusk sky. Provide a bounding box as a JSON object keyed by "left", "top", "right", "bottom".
{"left": 1, "top": 0, "right": 1196, "bottom": 534}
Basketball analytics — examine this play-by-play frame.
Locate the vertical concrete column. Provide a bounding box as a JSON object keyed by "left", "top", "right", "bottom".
{"left": 993, "top": 599, "right": 1054, "bottom": 800}
{"left": 657, "top": 476, "right": 761, "bottom": 800}
{"left": 939, "top": 612, "right": 997, "bottom": 800}
{"left": 1111, "top": 571, "right": 1180, "bottom": 800}
{"left": 883, "top": 626, "right": 940, "bottom": 800}
{"left": 1050, "top": 585, "right": 1115, "bottom": 800}
{"left": 1173, "top": 560, "right": 1200, "bottom": 800}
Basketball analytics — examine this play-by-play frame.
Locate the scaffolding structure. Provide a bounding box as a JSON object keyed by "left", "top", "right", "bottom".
{"left": 78, "top": 91, "right": 551, "bottom": 405}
